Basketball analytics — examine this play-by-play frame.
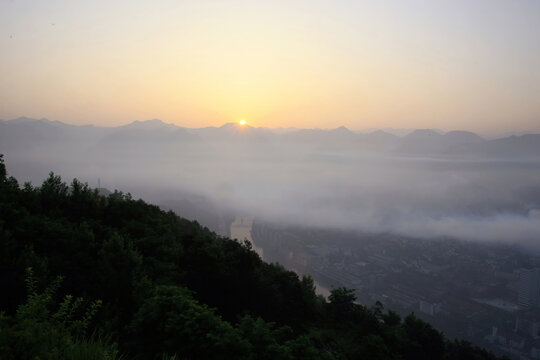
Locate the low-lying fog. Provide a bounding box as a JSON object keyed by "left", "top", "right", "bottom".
{"left": 2, "top": 118, "right": 540, "bottom": 246}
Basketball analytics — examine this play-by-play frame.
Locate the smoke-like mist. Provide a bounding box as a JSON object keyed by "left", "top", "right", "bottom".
{"left": 2, "top": 118, "right": 540, "bottom": 245}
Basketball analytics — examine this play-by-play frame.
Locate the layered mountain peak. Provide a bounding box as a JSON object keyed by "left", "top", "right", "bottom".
{"left": 11, "top": 116, "right": 41, "bottom": 123}
{"left": 405, "top": 129, "right": 443, "bottom": 139}
{"left": 122, "top": 119, "right": 178, "bottom": 130}
{"left": 220, "top": 122, "right": 250, "bottom": 129}
{"left": 365, "top": 130, "right": 398, "bottom": 142}
{"left": 443, "top": 130, "right": 485, "bottom": 143}
{"left": 330, "top": 125, "right": 352, "bottom": 133}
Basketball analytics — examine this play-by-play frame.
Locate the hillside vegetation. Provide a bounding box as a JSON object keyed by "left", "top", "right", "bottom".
{"left": 0, "top": 155, "right": 506, "bottom": 359}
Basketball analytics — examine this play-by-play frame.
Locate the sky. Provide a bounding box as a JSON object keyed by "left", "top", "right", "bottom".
{"left": 1, "top": 0, "right": 539, "bottom": 134}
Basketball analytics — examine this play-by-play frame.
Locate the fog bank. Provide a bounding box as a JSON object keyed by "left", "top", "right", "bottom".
{"left": 2, "top": 118, "right": 540, "bottom": 245}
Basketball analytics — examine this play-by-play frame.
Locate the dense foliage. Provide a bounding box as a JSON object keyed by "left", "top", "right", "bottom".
{"left": 0, "top": 154, "right": 507, "bottom": 359}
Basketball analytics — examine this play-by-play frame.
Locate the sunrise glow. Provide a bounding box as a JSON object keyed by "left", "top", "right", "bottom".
{"left": 1, "top": 1, "right": 539, "bottom": 134}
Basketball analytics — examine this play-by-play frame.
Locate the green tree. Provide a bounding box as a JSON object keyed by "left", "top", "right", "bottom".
{"left": 0, "top": 154, "right": 6, "bottom": 181}
{"left": 0, "top": 268, "right": 119, "bottom": 360}
{"left": 328, "top": 287, "right": 356, "bottom": 319}
{"left": 403, "top": 313, "right": 445, "bottom": 360}
{"left": 128, "top": 285, "right": 249, "bottom": 359}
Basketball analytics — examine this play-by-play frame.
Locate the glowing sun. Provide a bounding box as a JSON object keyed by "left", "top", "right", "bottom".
{"left": 239, "top": 119, "right": 246, "bottom": 126}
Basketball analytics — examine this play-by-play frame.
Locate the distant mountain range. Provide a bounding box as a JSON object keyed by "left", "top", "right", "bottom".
{"left": 1, "top": 117, "right": 540, "bottom": 159}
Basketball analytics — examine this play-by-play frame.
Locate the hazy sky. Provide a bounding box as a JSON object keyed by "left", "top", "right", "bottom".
{"left": 1, "top": 0, "right": 539, "bottom": 133}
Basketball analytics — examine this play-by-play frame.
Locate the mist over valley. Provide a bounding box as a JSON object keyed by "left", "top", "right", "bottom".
{"left": 2, "top": 116, "right": 539, "bottom": 246}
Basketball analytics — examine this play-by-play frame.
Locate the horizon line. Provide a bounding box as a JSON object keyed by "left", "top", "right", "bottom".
{"left": 2, "top": 115, "right": 539, "bottom": 138}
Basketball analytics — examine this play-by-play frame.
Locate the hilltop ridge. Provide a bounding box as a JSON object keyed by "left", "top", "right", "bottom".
{"left": 0, "top": 155, "right": 506, "bottom": 360}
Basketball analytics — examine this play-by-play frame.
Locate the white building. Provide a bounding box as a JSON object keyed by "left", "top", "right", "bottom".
{"left": 419, "top": 300, "right": 441, "bottom": 316}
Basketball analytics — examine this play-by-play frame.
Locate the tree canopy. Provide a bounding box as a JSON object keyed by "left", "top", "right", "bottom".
{"left": 0, "top": 155, "right": 507, "bottom": 359}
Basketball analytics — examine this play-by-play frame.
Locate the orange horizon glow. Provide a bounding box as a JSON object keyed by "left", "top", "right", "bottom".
{"left": 1, "top": 1, "right": 539, "bottom": 135}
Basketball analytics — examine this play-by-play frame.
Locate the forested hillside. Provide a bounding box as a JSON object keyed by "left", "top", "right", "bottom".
{"left": 0, "top": 154, "right": 507, "bottom": 360}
